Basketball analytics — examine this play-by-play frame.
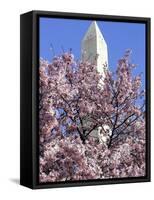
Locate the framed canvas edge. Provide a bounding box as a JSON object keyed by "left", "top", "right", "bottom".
{"left": 21, "top": 10, "right": 151, "bottom": 189}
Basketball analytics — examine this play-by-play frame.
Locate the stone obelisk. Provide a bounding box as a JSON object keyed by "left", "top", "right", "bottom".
{"left": 81, "top": 21, "right": 108, "bottom": 78}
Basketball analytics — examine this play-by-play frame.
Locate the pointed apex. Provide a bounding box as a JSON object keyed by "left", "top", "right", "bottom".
{"left": 91, "top": 20, "right": 97, "bottom": 28}
{"left": 82, "top": 21, "right": 105, "bottom": 43}
{"left": 91, "top": 21, "right": 99, "bottom": 30}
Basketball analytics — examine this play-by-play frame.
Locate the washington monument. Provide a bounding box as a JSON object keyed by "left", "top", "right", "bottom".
{"left": 81, "top": 21, "right": 108, "bottom": 78}
{"left": 81, "top": 21, "right": 111, "bottom": 144}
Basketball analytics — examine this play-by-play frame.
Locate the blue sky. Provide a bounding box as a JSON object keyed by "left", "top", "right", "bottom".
{"left": 39, "top": 17, "right": 145, "bottom": 88}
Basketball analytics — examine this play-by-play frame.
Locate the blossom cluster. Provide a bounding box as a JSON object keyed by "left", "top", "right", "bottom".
{"left": 39, "top": 51, "right": 145, "bottom": 182}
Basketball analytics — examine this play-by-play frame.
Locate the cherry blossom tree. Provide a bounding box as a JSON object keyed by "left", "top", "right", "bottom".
{"left": 39, "top": 50, "right": 145, "bottom": 182}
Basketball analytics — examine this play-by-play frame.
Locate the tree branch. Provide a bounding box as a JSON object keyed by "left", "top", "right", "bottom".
{"left": 114, "top": 113, "right": 136, "bottom": 131}
{"left": 85, "top": 124, "right": 98, "bottom": 137}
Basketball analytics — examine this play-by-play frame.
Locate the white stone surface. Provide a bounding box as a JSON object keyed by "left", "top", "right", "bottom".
{"left": 81, "top": 21, "right": 108, "bottom": 78}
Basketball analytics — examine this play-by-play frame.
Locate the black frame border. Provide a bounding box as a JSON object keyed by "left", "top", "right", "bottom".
{"left": 21, "top": 10, "right": 151, "bottom": 189}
